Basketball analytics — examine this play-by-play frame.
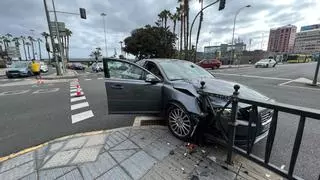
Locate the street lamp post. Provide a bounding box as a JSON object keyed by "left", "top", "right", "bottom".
{"left": 230, "top": 5, "right": 251, "bottom": 65}
{"left": 101, "top": 13, "right": 108, "bottom": 57}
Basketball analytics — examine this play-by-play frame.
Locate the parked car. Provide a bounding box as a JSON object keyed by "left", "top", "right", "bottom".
{"left": 104, "top": 58, "right": 272, "bottom": 144}
{"left": 197, "top": 59, "right": 221, "bottom": 69}
{"left": 6, "top": 61, "right": 33, "bottom": 78}
{"left": 71, "top": 63, "right": 85, "bottom": 70}
{"left": 40, "top": 62, "right": 48, "bottom": 73}
{"left": 92, "top": 62, "right": 103, "bottom": 72}
{"left": 255, "top": 59, "right": 277, "bottom": 68}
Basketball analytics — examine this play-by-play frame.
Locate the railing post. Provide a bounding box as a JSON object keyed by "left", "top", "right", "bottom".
{"left": 226, "top": 84, "right": 240, "bottom": 164}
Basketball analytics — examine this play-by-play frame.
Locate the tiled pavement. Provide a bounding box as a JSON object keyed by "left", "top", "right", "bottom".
{"left": 0, "top": 126, "right": 281, "bottom": 180}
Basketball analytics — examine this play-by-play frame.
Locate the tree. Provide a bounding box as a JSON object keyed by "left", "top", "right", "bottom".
{"left": 12, "top": 37, "right": 22, "bottom": 59}
{"left": 65, "top": 28, "right": 72, "bottom": 61}
{"left": 41, "top": 32, "right": 51, "bottom": 63}
{"left": 25, "top": 42, "right": 31, "bottom": 60}
{"left": 158, "top": 10, "right": 171, "bottom": 28}
{"left": 170, "top": 12, "right": 180, "bottom": 35}
{"left": 27, "top": 36, "right": 35, "bottom": 59}
{"left": 20, "top": 36, "right": 27, "bottom": 60}
{"left": 37, "top": 38, "right": 42, "bottom": 60}
{"left": 89, "top": 47, "right": 102, "bottom": 61}
{"left": 123, "top": 25, "right": 176, "bottom": 59}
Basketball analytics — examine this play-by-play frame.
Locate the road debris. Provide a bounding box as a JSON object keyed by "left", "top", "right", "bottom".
{"left": 207, "top": 155, "right": 216, "bottom": 162}
{"left": 169, "top": 150, "right": 174, "bottom": 155}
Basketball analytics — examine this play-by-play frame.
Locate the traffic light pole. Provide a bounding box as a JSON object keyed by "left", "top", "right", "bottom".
{"left": 43, "top": 0, "right": 61, "bottom": 75}
{"left": 312, "top": 55, "right": 320, "bottom": 86}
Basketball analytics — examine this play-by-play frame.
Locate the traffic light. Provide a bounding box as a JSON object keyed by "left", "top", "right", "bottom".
{"left": 219, "top": 0, "right": 226, "bottom": 11}
{"left": 79, "top": 8, "right": 86, "bottom": 19}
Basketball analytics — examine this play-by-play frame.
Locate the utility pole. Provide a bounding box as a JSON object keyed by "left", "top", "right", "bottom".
{"left": 43, "top": 0, "right": 61, "bottom": 75}
{"left": 101, "top": 13, "right": 108, "bottom": 57}
{"left": 52, "top": 0, "right": 65, "bottom": 74}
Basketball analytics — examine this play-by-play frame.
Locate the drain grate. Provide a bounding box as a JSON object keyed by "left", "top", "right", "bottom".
{"left": 140, "top": 119, "right": 167, "bottom": 126}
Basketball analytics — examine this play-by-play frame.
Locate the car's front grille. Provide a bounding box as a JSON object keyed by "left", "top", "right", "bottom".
{"left": 260, "top": 111, "right": 272, "bottom": 123}
{"left": 8, "top": 70, "right": 20, "bottom": 73}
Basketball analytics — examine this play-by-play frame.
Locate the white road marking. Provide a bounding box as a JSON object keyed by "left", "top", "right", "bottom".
{"left": 84, "top": 79, "right": 92, "bottom": 81}
{"left": 72, "top": 110, "right": 94, "bottom": 124}
{"left": 97, "top": 77, "right": 103, "bottom": 80}
{"left": 213, "top": 72, "right": 292, "bottom": 81}
{"left": 32, "top": 88, "right": 60, "bottom": 94}
{"left": 0, "top": 89, "right": 30, "bottom": 96}
{"left": 0, "top": 79, "right": 8, "bottom": 82}
{"left": 70, "top": 96, "right": 86, "bottom": 102}
{"left": 71, "top": 102, "right": 89, "bottom": 110}
{"left": 70, "top": 92, "right": 83, "bottom": 97}
{"left": 70, "top": 88, "right": 82, "bottom": 92}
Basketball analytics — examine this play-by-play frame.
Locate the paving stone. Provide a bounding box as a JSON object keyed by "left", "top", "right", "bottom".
{"left": 79, "top": 152, "right": 117, "bottom": 179}
{"left": 96, "top": 166, "right": 132, "bottom": 180}
{"left": 42, "top": 149, "right": 78, "bottom": 169}
{"left": 109, "top": 150, "right": 137, "bottom": 163}
{"left": 118, "top": 128, "right": 131, "bottom": 137}
{"left": 111, "top": 139, "right": 139, "bottom": 150}
{"left": 141, "top": 160, "right": 185, "bottom": 180}
{"left": 158, "top": 133, "right": 183, "bottom": 147}
{"left": 39, "top": 166, "right": 76, "bottom": 180}
{"left": 143, "top": 140, "right": 175, "bottom": 160}
{"left": 20, "top": 172, "right": 37, "bottom": 180}
{"left": 71, "top": 146, "right": 102, "bottom": 164}
{"left": 0, "top": 151, "right": 34, "bottom": 173}
{"left": 128, "top": 128, "right": 144, "bottom": 137}
{"left": 121, "top": 151, "right": 157, "bottom": 180}
{"left": 62, "top": 137, "right": 88, "bottom": 150}
{"left": 104, "top": 131, "right": 128, "bottom": 150}
{"left": 35, "top": 145, "right": 50, "bottom": 168}
{"left": 130, "top": 131, "right": 159, "bottom": 148}
{"left": 49, "top": 141, "right": 65, "bottom": 152}
{"left": 56, "top": 168, "right": 83, "bottom": 180}
{"left": 84, "top": 134, "right": 108, "bottom": 147}
{"left": 0, "top": 161, "right": 35, "bottom": 180}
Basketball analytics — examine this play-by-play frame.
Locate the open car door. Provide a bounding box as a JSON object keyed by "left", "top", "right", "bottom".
{"left": 103, "top": 58, "right": 163, "bottom": 114}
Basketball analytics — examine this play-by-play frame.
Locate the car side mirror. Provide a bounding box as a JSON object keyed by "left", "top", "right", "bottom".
{"left": 145, "top": 74, "right": 160, "bottom": 84}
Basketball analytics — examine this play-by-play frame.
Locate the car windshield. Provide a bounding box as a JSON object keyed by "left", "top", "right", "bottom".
{"left": 11, "top": 62, "right": 28, "bottom": 68}
{"left": 259, "top": 59, "right": 270, "bottom": 62}
{"left": 159, "top": 60, "right": 213, "bottom": 80}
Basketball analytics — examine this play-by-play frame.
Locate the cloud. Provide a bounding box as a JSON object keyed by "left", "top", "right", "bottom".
{"left": 0, "top": 0, "right": 319, "bottom": 58}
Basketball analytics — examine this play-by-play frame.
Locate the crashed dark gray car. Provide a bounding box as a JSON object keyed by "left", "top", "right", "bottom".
{"left": 103, "top": 58, "right": 272, "bottom": 144}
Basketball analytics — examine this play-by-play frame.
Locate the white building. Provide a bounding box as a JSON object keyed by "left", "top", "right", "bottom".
{"left": 294, "top": 25, "right": 320, "bottom": 54}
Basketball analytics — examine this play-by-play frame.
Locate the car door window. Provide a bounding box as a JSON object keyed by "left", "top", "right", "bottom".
{"left": 145, "top": 62, "right": 163, "bottom": 80}
{"left": 106, "top": 60, "right": 146, "bottom": 80}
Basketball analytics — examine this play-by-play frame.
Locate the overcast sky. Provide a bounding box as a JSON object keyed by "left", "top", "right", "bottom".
{"left": 0, "top": 0, "right": 319, "bottom": 59}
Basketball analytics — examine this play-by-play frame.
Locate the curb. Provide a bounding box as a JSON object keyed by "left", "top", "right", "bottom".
{"left": 219, "top": 65, "right": 252, "bottom": 69}
{"left": 41, "top": 75, "right": 78, "bottom": 80}
{"left": 0, "top": 125, "right": 166, "bottom": 163}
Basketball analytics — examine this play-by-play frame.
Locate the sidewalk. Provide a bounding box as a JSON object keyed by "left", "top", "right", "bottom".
{"left": 0, "top": 126, "right": 281, "bottom": 180}
{"left": 41, "top": 69, "right": 78, "bottom": 80}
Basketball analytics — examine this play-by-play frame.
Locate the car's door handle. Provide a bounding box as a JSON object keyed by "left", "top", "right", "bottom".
{"left": 111, "top": 84, "right": 124, "bottom": 89}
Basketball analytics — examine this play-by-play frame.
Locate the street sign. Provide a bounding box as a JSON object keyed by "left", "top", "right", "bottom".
{"left": 50, "top": 22, "right": 65, "bottom": 36}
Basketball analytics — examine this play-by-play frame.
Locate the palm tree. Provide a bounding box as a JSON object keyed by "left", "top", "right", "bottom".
{"left": 158, "top": 10, "right": 171, "bottom": 29}
{"left": 37, "top": 38, "right": 42, "bottom": 60}
{"left": 0, "top": 36, "right": 5, "bottom": 52}
{"left": 20, "top": 36, "right": 28, "bottom": 60}
{"left": 4, "top": 33, "right": 13, "bottom": 51}
{"left": 25, "top": 42, "right": 31, "bottom": 60}
{"left": 27, "top": 36, "right": 35, "bottom": 59}
{"left": 12, "top": 37, "right": 22, "bottom": 60}
{"left": 170, "top": 12, "right": 180, "bottom": 35}
{"left": 65, "top": 28, "right": 72, "bottom": 61}
{"left": 176, "top": 5, "right": 183, "bottom": 57}
{"left": 41, "top": 32, "right": 51, "bottom": 62}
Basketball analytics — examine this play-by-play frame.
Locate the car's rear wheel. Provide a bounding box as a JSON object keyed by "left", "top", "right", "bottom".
{"left": 167, "top": 104, "right": 193, "bottom": 141}
{"left": 212, "top": 66, "right": 217, "bottom": 70}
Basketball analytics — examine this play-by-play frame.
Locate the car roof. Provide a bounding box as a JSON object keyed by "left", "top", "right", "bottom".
{"left": 143, "top": 58, "right": 191, "bottom": 65}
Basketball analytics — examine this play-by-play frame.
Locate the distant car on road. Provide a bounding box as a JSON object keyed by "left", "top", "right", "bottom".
{"left": 255, "top": 59, "right": 277, "bottom": 68}
{"left": 92, "top": 62, "right": 103, "bottom": 72}
{"left": 197, "top": 59, "right": 221, "bottom": 69}
{"left": 6, "top": 61, "right": 33, "bottom": 78}
{"left": 70, "top": 63, "right": 85, "bottom": 70}
{"left": 40, "top": 62, "right": 48, "bottom": 73}
{"left": 104, "top": 58, "right": 272, "bottom": 144}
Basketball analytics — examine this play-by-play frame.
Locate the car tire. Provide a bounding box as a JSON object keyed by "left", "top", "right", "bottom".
{"left": 212, "top": 66, "right": 217, "bottom": 70}
{"left": 167, "top": 104, "right": 194, "bottom": 141}
{"left": 265, "top": 64, "right": 269, "bottom": 68}
{"left": 27, "top": 71, "right": 33, "bottom": 77}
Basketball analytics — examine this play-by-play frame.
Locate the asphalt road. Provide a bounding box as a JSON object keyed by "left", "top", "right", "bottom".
{"left": 0, "top": 70, "right": 134, "bottom": 158}
{"left": 211, "top": 62, "right": 320, "bottom": 180}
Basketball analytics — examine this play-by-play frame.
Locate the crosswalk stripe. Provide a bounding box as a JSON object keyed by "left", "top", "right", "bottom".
{"left": 70, "top": 88, "right": 82, "bottom": 92}
{"left": 70, "top": 92, "right": 83, "bottom": 97}
{"left": 71, "top": 102, "right": 89, "bottom": 110}
{"left": 84, "top": 79, "right": 92, "bottom": 81}
{"left": 97, "top": 77, "right": 103, "bottom": 80}
{"left": 72, "top": 110, "right": 94, "bottom": 124}
{"left": 70, "top": 96, "right": 86, "bottom": 102}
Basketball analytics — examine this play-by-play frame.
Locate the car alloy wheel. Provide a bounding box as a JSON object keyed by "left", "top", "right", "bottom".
{"left": 168, "top": 105, "right": 193, "bottom": 140}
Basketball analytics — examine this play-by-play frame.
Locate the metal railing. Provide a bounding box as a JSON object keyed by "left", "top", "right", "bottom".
{"left": 198, "top": 84, "right": 320, "bottom": 180}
